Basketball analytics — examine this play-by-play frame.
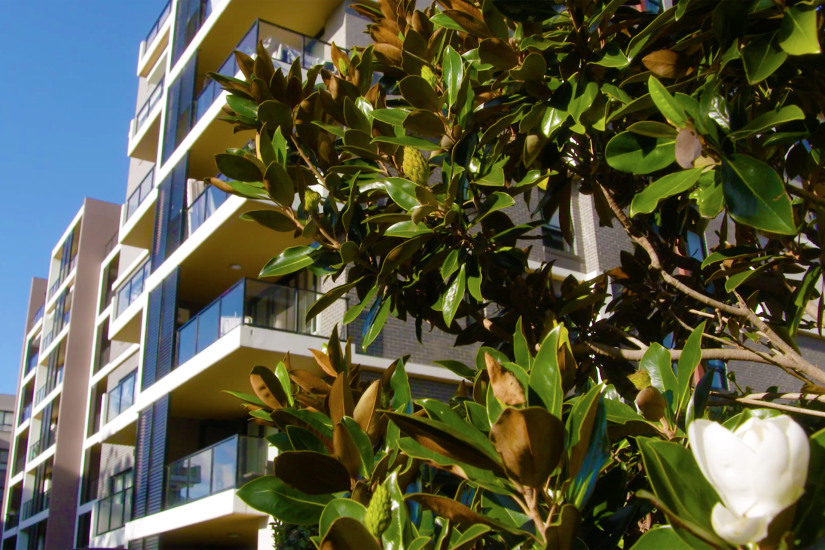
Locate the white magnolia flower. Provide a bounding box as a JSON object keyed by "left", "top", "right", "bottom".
{"left": 688, "top": 416, "right": 809, "bottom": 546}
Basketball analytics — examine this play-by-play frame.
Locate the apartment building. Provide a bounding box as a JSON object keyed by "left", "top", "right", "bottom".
{"left": 1, "top": 0, "right": 820, "bottom": 549}
{"left": 0, "top": 394, "right": 15, "bottom": 534}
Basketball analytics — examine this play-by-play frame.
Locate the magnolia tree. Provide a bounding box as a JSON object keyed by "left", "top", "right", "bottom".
{"left": 205, "top": 0, "right": 825, "bottom": 548}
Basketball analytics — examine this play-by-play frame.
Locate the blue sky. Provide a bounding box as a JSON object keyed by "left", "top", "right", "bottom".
{"left": 0, "top": 1, "right": 169, "bottom": 395}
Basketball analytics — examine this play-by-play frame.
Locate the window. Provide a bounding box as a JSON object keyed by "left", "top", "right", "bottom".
{"left": 0, "top": 411, "right": 13, "bottom": 431}
{"left": 707, "top": 359, "right": 728, "bottom": 391}
{"left": 107, "top": 371, "right": 137, "bottom": 423}
{"left": 0, "top": 449, "right": 8, "bottom": 492}
{"left": 541, "top": 209, "right": 571, "bottom": 252}
{"left": 110, "top": 469, "right": 133, "bottom": 494}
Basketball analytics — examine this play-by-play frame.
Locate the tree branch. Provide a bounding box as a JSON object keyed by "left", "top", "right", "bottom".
{"left": 713, "top": 393, "right": 825, "bottom": 418}
{"left": 598, "top": 183, "right": 746, "bottom": 317}
{"left": 289, "top": 135, "right": 340, "bottom": 250}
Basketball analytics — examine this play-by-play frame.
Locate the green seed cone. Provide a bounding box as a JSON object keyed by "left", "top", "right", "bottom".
{"left": 402, "top": 146, "right": 429, "bottom": 186}
{"left": 365, "top": 484, "right": 393, "bottom": 539}
{"left": 421, "top": 65, "right": 438, "bottom": 90}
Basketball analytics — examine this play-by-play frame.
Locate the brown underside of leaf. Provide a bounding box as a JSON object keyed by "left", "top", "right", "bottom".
{"left": 485, "top": 353, "right": 527, "bottom": 406}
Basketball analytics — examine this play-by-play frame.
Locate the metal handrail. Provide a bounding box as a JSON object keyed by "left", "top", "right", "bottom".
{"left": 125, "top": 168, "right": 155, "bottom": 222}
{"left": 134, "top": 78, "right": 165, "bottom": 135}
{"left": 114, "top": 260, "right": 151, "bottom": 318}
{"left": 144, "top": 0, "right": 172, "bottom": 52}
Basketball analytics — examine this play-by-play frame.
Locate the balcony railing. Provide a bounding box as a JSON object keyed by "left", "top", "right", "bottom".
{"left": 134, "top": 78, "right": 164, "bottom": 136}
{"left": 144, "top": 0, "right": 172, "bottom": 55}
{"left": 28, "top": 426, "right": 56, "bottom": 461}
{"left": 193, "top": 19, "right": 333, "bottom": 124}
{"left": 20, "top": 490, "right": 50, "bottom": 520}
{"left": 29, "top": 305, "right": 44, "bottom": 329}
{"left": 105, "top": 371, "right": 136, "bottom": 425}
{"left": 19, "top": 403, "right": 32, "bottom": 425}
{"left": 34, "top": 366, "right": 63, "bottom": 407}
{"left": 186, "top": 182, "right": 227, "bottom": 239}
{"left": 176, "top": 279, "right": 346, "bottom": 367}
{"left": 80, "top": 476, "right": 99, "bottom": 505}
{"left": 25, "top": 350, "right": 39, "bottom": 375}
{"left": 114, "top": 260, "right": 151, "bottom": 318}
{"left": 48, "top": 254, "right": 77, "bottom": 300}
{"left": 96, "top": 486, "right": 132, "bottom": 534}
{"left": 125, "top": 168, "right": 155, "bottom": 222}
{"left": 166, "top": 435, "right": 267, "bottom": 510}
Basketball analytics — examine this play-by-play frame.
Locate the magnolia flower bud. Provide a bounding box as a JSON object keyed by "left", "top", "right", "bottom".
{"left": 688, "top": 416, "right": 809, "bottom": 546}
{"left": 635, "top": 386, "right": 665, "bottom": 422}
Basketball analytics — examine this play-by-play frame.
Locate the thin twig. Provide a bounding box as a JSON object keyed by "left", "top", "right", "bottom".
{"left": 714, "top": 393, "right": 825, "bottom": 418}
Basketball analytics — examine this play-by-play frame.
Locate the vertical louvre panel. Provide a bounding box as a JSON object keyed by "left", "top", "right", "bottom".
{"left": 146, "top": 396, "right": 169, "bottom": 515}
{"left": 151, "top": 176, "right": 172, "bottom": 270}
{"left": 39, "top": 402, "right": 52, "bottom": 446}
{"left": 156, "top": 269, "right": 179, "bottom": 381}
{"left": 142, "top": 286, "right": 163, "bottom": 390}
{"left": 128, "top": 539, "right": 144, "bottom": 550}
{"left": 132, "top": 407, "right": 154, "bottom": 519}
{"left": 164, "top": 156, "right": 188, "bottom": 260}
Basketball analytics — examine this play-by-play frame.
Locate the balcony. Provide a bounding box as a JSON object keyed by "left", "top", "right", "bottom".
{"left": 124, "top": 169, "right": 155, "bottom": 225}
{"left": 20, "top": 490, "right": 50, "bottom": 521}
{"left": 28, "top": 427, "right": 56, "bottom": 461}
{"left": 143, "top": 1, "right": 171, "bottom": 57}
{"left": 24, "top": 350, "right": 39, "bottom": 376}
{"left": 193, "top": 20, "right": 332, "bottom": 128}
{"left": 28, "top": 305, "right": 44, "bottom": 331}
{"left": 96, "top": 485, "right": 132, "bottom": 535}
{"left": 135, "top": 78, "right": 164, "bottom": 137}
{"left": 104, "top": 230, "right": 119, "bottom": 258}
{"left": 18, "top": 403, "right": 32, "bottom": 426}
{"left": 41, "top": 309, "right": 70, "bottom": 352}
{"left": 166, "top": 435, "right": 267, "bottom": 510}
{"left": 34, "top": 366, "right": 63, "bottom": 406}
{"left": 114, "top": 260, "right": 151, "bottom": 319}
{"left": 105, "top": 371, "right": 136, "bottom": 425}
{"left": 185, "top": 179, "right": 228, "bottom": 240}
{"left": 47, "top": 254, "right": 76, "bottom": 300}
{"left": 176, "top": 279, "right": 345, "bottom": 367}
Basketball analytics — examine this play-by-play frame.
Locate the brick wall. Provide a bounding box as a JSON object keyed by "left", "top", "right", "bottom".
{"left": 361, "top": 371, "right": 458, "bottom": 402}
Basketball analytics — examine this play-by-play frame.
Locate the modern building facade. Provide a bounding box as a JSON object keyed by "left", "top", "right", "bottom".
{"left": 1, "top": 0, "right": 820, "bottom": 549}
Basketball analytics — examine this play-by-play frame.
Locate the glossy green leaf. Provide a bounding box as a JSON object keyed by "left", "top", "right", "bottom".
{"left": 306, "top": 278, "right": 363, "bottom": 323}
{"left": 528, "top": 326, "right": 563, "bottom": 419}
{"left": 257, "top": 100, "right": 293, "bottom": 133}
{"left": 381, "top": 470, "right": 416, "bottom": 550}
{"left": 399, "top": 75, "right": 441, "bottom": 112}
{"left": 637, "top": 438, "right": 724, "bottom": 546}
{"left": 343, "top": 286, "right": 377, "bottom": 325}
{"left": 724, "top": 262, "right": 773, "bottom": 293}
{"left": 430, "top": 12, "right": 468, "bottom": 32}
{"left": 341, "top": 416, "right": 374, "bottom": 476}
{"left": 372, "top": 108, "right": 410, "bottom": 126}
{"left": 397, "top": 437, "right": 508, "bottom": 493}
{"left": 629, "top": 527, "right": 694, "bottom": 550}
{"left": 433, "top": 359, "right": 475, "bottom": 379}
{"left": 385, "top": 220, "right": 433, "bottom": 238}
{"left": 541, "top": 107, "right": 567, "bottom": 138}
{"left": 721, "top": 154, "right": 796, "bottom": 235}
{"left": 419, "top": 399, "right": 494, "bottom": 456}
{"left": 629, "top": 168, "right": 703, "bottom": 217}
{"left": 605, "top": 132, "right": 676, "bottom": 174}
{"left": 275, "top": 362, "right": 293, "bottom": 407}
{"left": 777, "top": 4, "right": 821, "bottom": 56}
{"left": 263, "top": 161, "right": 294, "bottom": 207}
{"left": 592, "top": 42, "right": 629, "bottom": 67}
{"left": 640, "top": 343, "right": 677, "bottom": 416}
{"left": 236, "top": 476, "right": 332, "bottom": 525}
{"left": 742, "top": 32, "right": 788, "bottom": 84}
{"left": 675, "top": 322, "right": 705, "bottom": 416}
{"left": 286, "top": 425, "right": 328, "bottom": 454}
{"left": 729, "top": 105, "right": 805, "bottom": 140}
{"left": 383, "top": 177, "right": 420, "bottom": 211}
{"left": 443, "top": 265, "right": 466, "bottom": 327}
{"left": 471, "top": 192, "right": 515, "bottom": 226}
{"left": 444, "top": 46, "right": 464, "bottom": 108}
{"left": 514, "top": 318, "right": 532, "bottom": 370}
{"left": 240, "top": 209, "right": 296, "bottom": 232}
{"left": 260, "top": 246, "right": 316, "bottom": 277}
{"left": 318, "top": 498, "right": 367, "bottom": 536}
{"left": 216, "top": 153, "right": 263, "bottom": 183}
{"left": 648, "top": 76, "right": 687, "bottom": 128}
{"left": 441, "top": 249, "right": 460, "bottom": 281}
{"left": 362, "top": 293, "right": 391, "bottom": 350}
{"left": 627, "top": 121, "right": 678, "bottom": 138}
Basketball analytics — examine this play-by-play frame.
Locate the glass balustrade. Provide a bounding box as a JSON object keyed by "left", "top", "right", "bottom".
{"left": 134, "top": 78, "right": 165, "bottom": 135}
{"left": 176, "top": 279, "right": 346, "bottom": 367}
{"left": 144, "top": 0, "right": 172, "bottom": 53}
{"left": 96, "top": 486, "right": 132, "bottom": 534}
{"left": 114, "top": 260, "right": 151, "bottom": 318}
{"left": 165, "top": 435, "right": 267, "bottom": 509}
{"left": 125, "top": 168, "right": 155, "bottom": 222}
{"left": 186, "top": 184, "right": 227, "bottom": 238}
{"left": 105, "top": 371, "right": 136, "bottom": 424}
